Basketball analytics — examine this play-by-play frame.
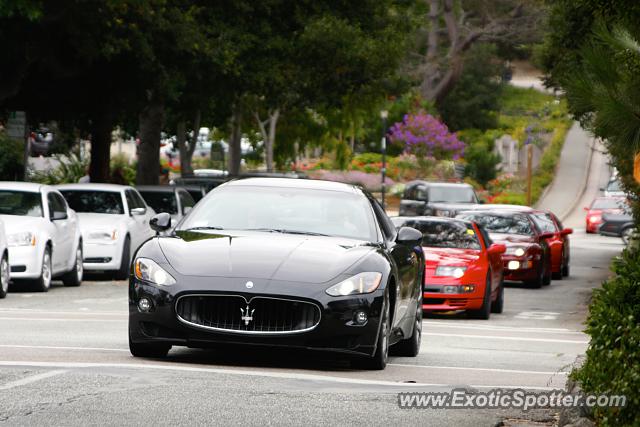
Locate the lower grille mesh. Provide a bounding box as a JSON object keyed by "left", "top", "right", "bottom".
{"left": 176, "top": 295, "right": 321, "bottom": 334}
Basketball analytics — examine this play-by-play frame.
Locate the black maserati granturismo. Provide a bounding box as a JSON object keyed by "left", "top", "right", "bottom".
{"left": 129, "top": 177, "right": 424, "bottom": 369}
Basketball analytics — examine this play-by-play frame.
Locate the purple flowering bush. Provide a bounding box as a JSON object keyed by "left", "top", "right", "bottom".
{"left": 388, "top": 112, "right": 465, "bottom": 160}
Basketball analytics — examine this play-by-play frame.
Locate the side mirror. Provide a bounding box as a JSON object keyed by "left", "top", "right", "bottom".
{"left": 539, "top": 232, "right": 555, "bottom": 240}
{"left": 488, "top": 243, "right": 506, "bottom": 255}
{"left": 51, "top": 211, "right": 68, "bottom": 221}
{"left": 396, "top": 226, "right": 423, "bottom": 246}
{"left": 130, "top": 207, "right": 146, "bottom": 216}
{"left": 561, "top": 228, "right": 573, "bottom": 236}
{"left": 150, "top": 213, "right": 171, "bottom": 234}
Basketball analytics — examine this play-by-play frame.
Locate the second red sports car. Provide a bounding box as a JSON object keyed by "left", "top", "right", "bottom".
{"left": 392, "top": 216, "right": 506, "bottom": 319}
{"left": 584, "top": 197, "right": 626, "bottom": 233}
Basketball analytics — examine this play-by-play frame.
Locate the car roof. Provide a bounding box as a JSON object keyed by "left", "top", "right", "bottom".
{"left": 55, "top": 183, "right": 132, "bottom": 192}
{"left": 0, "top": 181, "right": 47, "bottom": 192}
{"left": 392, "top": 215, "right": 474, "bottom": 226}
{"left": 136, "top": 185, "right": 177, "bottom": 193}
{"left": 224, "top": 177, "right": 362, "bottom": 194}
{"left": 405, "top": 180, "right": 472, "bottom": 188}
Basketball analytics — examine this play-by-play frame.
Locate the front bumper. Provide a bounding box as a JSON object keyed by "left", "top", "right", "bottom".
{"left": 503, "top": 255, "right": 538, "bottom": 281}
{"left": 8, "top": 246, "right": 41, "bottom": 279}
{"left": 83, "top": 241, "right": 122, "bottom": 271}
{"left": 129, "top": 277, "right": 384, "bottom": 357}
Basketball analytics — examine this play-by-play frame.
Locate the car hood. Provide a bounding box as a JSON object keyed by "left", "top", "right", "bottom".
{"left": 423, "top": 247, "right": 480, "bottom": 268}
{"left": 75, "top": 213, "right": 127, "bottom": 231}
{"left": 0, "top": 215, "right": 47, "bottom": 233}
{"left": 488, "top": 233, "right": 536, "bottom": 245}
{"left": 160, "top": 230, "right": 375, "bottom": 283}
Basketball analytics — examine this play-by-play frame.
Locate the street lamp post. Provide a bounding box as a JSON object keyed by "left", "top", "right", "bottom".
{"left": 380, "top": 110, "right": 388, "bottom": 210}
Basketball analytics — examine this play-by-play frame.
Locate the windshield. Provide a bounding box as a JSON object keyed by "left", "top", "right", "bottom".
{"left": 0, "top": 191, "right": 43, "bottom": 217}
{"left": 458, "top": 213, "right": 534, "bottom": 235}
{"left": 428, "top": 186, "right": 476, "bottom": 203}
{"left": 399, "top": 219, "right": 481, "bottom": 250}
{"left": 606, "top": 180, "right": 621, "bottom": 192}
{"left": 60, "top": 190, "right": 124, "bottom": 214}
{"left": 139, "top": 191, "right": 177, "bottom": 215}
{"left": 179, "top": 185, "right": 378, "bottom": 241}
{"left": 592, "top": 198, "right": 625, "bottom": 210}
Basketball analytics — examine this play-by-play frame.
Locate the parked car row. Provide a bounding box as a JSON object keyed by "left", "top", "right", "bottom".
{"left": 392, "top": 205, "right": 572, "bottom": 319}
{"left": 0, "top": 181, "right": 203, "bottom": 295}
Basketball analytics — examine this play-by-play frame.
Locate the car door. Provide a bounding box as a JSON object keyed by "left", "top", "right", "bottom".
{"left": 46, "top": 192, "right": 71, "bottom": 272}
{"left": 371, "top": 198, "right": 419, "bottom": 327}
{"left": 131, "top": 189, "right": 155, "bottom": 241}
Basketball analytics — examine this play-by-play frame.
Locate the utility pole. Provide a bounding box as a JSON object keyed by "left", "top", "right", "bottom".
{"left": 380, "top": 110, "right": 388, "bottom": 210}
{"left": 526, "top": 144, "right": 533, "bottom": 206}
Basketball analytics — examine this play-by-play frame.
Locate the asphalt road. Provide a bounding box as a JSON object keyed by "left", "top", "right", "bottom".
{"left": 0, "top": 136, "right": 623, "bottom": 426}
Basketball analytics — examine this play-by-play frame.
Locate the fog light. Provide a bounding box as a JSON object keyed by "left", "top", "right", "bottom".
{"left": 461, "top": 284, "right": 475, "bottom": 293}
{"left": 138, "top": 297, "right": 152, "bottom": 312}
{"left": 443, "top": 285, "right": 458, "bottom": 294}
{"left": 355, "top": 311, "right": 368, "bottom": 325}
{"left": 508, "top": 260, "right": 520, "bottom": 270}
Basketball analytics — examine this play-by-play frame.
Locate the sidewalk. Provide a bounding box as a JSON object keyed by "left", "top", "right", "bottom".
{"left": 536, "top": 122, "right": 594, "bottom": 220}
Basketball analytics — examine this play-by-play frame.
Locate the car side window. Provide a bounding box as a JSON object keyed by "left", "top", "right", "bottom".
{"left": 370, "top": 198, "right": 396, "bottom": 241}
{"left": 415, "top": 186, "right": 428, "bottom": 201}
{"left": 531, "top": 213, "right": 556, "bottom": 233}
{"left": 476, "top": 225, "right": 493, "bottom": 248}
{"left": 47, "top": 193, "right": 66, "bottom": 217}
{"left": 132, "top": 190, "right": 147, "bottom": 210}
{"left": 403, "top": 185, "right": 416, "bottom": 200}
{"left": 54, "top": 193, "right": 68, "bottom": 212}
{"left": 124, "top": 190, "right": 137, "bottom": 212}
{"left": 178, "top": 190, "right": 195, "bottom": 214}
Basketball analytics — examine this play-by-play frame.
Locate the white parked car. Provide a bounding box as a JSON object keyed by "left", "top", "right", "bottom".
{"left": 57, "top": 184, "right": 155, "bottom": 279}
{"left": 0, "top": 182, "right": 83, "bottom": 291}
{"left": 0, "top": 218, "right": 8, "bottom": 298}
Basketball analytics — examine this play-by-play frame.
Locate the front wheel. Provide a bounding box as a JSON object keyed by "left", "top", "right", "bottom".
{"left": 468, "top": 275, "right": 492, "bottom": 319}
{"left": 491, "top": 278, "right": 504, "bottom": 314}
{"left": 621, "top": 227, "right": 634, "bottom": 245}
{"left": 0, "top": 253, "right": 9, "bottom": 299}
{"left": 114, "top": 236, "right": 131, "bottom": 281}
{"left": 355, "top": 291, "right": 390, "bottom": 370}
{"left": 32, "top": 247, "right": 52, "bottom": 292}
{"left": 392, "top": 292, "right": 422, "bottom": 357}
{"left": 129, "top": 333, "right": 171, "bottom": 358}
{"left": 62, "top": 244, "right": 83, "bottom": 287}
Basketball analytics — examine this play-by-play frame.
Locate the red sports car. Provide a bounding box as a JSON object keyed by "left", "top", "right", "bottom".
{"left": 456, "top": 210, "right": 554, "bottom": 288}
{"left": 527, "top": 210, "right": 572, "bottom": 279}
{"left": 584, "top": 197, "right": 626, "bottom": 233}
{"left": 392, "top": 216, "right": 506, "bottom": 319}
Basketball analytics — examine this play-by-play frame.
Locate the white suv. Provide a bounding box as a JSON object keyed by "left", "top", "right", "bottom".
{"left": 57, "top": 184, "right": 155, "bottom": 279}
{"left": 0, "top": 182, "right": 83, "bottom": 291}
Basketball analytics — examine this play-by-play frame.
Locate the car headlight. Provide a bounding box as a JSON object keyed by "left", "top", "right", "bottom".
{"left": 505, "top": 247, "right": 526, "bottom": 257}
{"left": 435, "top": 266, "right": 466, "bottom": 278}
{"left": 325, "top": 272, "right": 382, "bottom": 297}
{"left": 134, "top": 258, "right": 176, "bottom": 286}
{"left": 87, "top": 230, "right": 117, "bottom": 241}
{"left": 7, "top": 232, "right": 36, "bottom": 247}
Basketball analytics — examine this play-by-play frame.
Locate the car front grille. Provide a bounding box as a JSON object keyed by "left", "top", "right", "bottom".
{"left": 175, "top": 294, "right": 321, "bottom": 335}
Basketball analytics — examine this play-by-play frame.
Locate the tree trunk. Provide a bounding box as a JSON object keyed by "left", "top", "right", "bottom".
{"left": 136, "top": 97, "right": 165, "bottom": 185}
{"left": 89, "top": 111, "right": 112, "bottom": 183}
{"left": 255, "top": 109, "right": 280, "bottom": 172}
{"left": 228, "top": 105, "right": 242, "bottom": 175}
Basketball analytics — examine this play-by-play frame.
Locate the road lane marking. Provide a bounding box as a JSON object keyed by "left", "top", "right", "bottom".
{"left": 0, "top": 369, "right": 67, "bottom": 391}
{"left": 0, "top": 361, "right": 559, "bottom": 390}
{"left": 421, "top": 321, "right": 585, "bottom": 334}
{"left": 515, "top": 311, "right": 560, "bottom": 320}
{"left": 423, "top": 332, "right": 588, "bottom": 344}
{"left": 0, "top": 344, "right": 129, "bottom": 352}
{"left": 0, "top": 317, "right": 125, "bottom": 322}
{"left": 0, "top": 309, "right": 125, "bottom": 316}
{"left": 388, "top": 363, "right": 568, "bottom": 376}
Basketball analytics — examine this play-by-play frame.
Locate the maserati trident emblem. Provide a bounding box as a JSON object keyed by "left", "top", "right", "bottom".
{"left": 245, "top": 281, "right": 254, "bottom": 289}
{"left": 240, "top": 305, "right": 255, "bottom": 325}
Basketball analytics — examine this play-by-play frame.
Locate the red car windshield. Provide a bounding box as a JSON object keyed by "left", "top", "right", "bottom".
{"left": 400, "top": 219, "right": 481, "bottom": 250}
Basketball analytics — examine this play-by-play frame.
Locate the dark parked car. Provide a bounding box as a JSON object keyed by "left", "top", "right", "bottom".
{"left": 399, "top": 181, "right": 480, "bottom": 217}
{"left": 599, "top": 211, "right": 635, "bottom": 244}
{"left": 129, "top": 178, "right": 425, "bottom": 370}
{"left": 170, "top": 176, "right": 228, "bottom": 193}
{"left": 136, "top": 185, "right": 196, "bottom": 225}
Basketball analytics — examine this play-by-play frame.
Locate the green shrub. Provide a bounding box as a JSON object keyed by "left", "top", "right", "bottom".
{"left": 0, "top": 132, "right": 25, "bottom": 180}
{"left": 460, "top": 130, "right": 501, "bottom": 186}
{"left": 572, "top": 248, "right": 640, "bottom": 426}
{"left": 29, "top": 152, "right": 88, "bottom": 184}
{"left": 491, "top": 192, "right": 527, "bottom": 205}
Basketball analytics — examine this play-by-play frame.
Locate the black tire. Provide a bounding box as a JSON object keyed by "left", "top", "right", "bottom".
{"left": 621, "top": 227, "right": 634, "bottom": 245}
{"left": 392, "top": 291, "right": 422, "bottom": 357}
{"left": 491, "top": 278, "right": 504, "bottom": 314}
{"left": 114, "top": 236, "right": 131, "bottom": 281}
{"left": 32, "top": 247, "right": 52, "bottom": 292}
{"left": 562, "top": 261, "right": 570, "bottom": 278}
{"left": 469, "top": 275, "right": 492, "bottom": 319}
{"left": 355, "top": 290, "right": 390, "bottom": 370}
{"left": 0, "top": 252, "right": 9, "bottom": 299}
{"left": 525, "top": 263, "right": 544, "bottom": 288}
{"left": 62, "top": 244, "right": 83, "bottom": 287}
{"left": 129, "top": 333, "right": 171, "bottom": 358}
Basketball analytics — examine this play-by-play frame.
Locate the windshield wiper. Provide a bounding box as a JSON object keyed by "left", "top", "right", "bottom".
{"left": 244, "top": 228, "right": 329, "bottom": 237}
{"left": 183, "top": 226, "right": 225, "bottom": 231}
